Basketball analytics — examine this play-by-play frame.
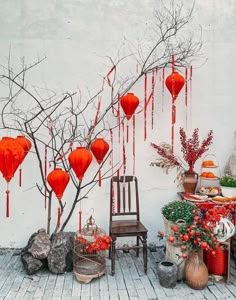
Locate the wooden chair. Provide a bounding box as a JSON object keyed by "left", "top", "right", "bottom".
{"left": 109, "top": 175, "right": 148, "bottom": 276}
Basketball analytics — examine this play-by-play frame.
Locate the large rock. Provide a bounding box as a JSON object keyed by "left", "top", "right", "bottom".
{"left": 28, "top": 228, "right": 51, "bottom": 259}
{"left": 47, "top": 231, "right": 74, "bottom": 274}
{"left": 21, "top": 229, "right": 49, "bottom": 275}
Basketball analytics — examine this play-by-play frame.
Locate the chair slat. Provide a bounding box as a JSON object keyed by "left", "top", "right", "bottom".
{"left": 128, "top": 182, "right": 131, "bottom": 212}
{"left": 117, "top": 180, "right": 120, "bottom": 213}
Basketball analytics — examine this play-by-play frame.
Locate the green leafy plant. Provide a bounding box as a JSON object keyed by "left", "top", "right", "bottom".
{"left": 219, "top": 175, "right": 236, "bottom": 187}
{"left": 162, "top": 201, "right": 197, "bottom": 224}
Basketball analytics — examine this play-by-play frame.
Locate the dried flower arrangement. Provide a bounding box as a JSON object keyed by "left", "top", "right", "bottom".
{"left": 151, "top": 128, "right": 213, "bottom": 180}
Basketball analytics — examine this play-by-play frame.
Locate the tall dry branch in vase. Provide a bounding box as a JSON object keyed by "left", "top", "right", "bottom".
{"left": 0, "top": 1, "right": 201, "bottom": 234}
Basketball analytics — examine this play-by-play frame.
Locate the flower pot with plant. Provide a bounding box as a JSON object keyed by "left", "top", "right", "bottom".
{"left": 151, "top": 128, "right": 213, "bottom": 193}
{"left": 219, "top": 175, "right": 236, "bottom": 197}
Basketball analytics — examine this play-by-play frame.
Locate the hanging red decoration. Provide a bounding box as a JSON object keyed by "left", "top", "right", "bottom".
{"left": 165, "top": 71, "right": 185, "bottom": 102}
{"left": 90, "top": 138, "right": 109, "bottom": 186}
{"left": 47, "top": 168, "right": 70, "bottom": 200}
{"left": 0, "top": 137, "right": 25, "bottom": 217}
{"left": 68, "top": 147, "right": 92, "bottom": 181}
{"left": 16, "top": 135, "right": 32, "bottom": 187}
{"left": 120, "top": 92, "right": 140, "bottom": 120}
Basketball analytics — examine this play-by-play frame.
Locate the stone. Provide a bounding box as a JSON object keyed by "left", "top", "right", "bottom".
{"left": 28, "top": 228, "right": 51, "bottom": 259}
{"left": 47, "top": 231, "right": 74, "bottom": 274}
{"left": 21, "top": 252, "right": 46, "bottom": 275}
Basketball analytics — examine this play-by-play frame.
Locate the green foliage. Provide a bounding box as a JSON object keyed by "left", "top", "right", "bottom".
{"left": 220, "top": 175, "right": 236, "bottom": 187}
{"left": 162, "top": 201, "right": 197, "bottom": 224}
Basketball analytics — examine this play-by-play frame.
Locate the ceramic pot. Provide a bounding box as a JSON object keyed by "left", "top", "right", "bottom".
{"left": 205, "top": 246, "right": 228, "bottom": 276}
{"left": 157, "top": 261, "right": 178, "bottom": 288}
{"left": 182, "top": 170, "right": 198, "bottom": 194}
{"left": 185, "top": 251, "right": 208, "bottom": 290}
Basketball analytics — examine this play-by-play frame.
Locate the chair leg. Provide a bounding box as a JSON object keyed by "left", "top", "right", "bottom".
{"left": 142, "top": 234, "right": 147, "bottom": 274}
{"left": 136, "top": 236, "right": 139, "bottom": 257}
{"left": 111, "top": 237, "right": 116, "bottom": 276}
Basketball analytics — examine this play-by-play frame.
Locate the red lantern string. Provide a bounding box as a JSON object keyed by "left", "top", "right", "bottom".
{"left": 6, "top": 188, "right": 10, "bottom": 218}
{"left": 122, "top": 122, "right": 126, "bottom": 176}
{"left": 44, "top": 145, "right": 48, "bottom": 209}
{"left": 19, "top": 169, "right": 22, "bottom": 187}
{"left": 126, "top": 123, "right": 129, "bottom": 143}
{"left": 190, "top": 66, "right": 193, "bottom": 130}
{"left": 132, "top": 114, "right": 136, "bottom": 175}
{"left": 151, "top": 69, "right": 155, "bottom": 129}
{"left": 185, "top": 67, "right": 188, "bottom": 128}
{"left": 162, "top": 68, "right": 165, "bottom": 112}
{"left": 57, "top": 207, "right": 61, "bottom": 228}
{"left": 171, "top": 55, "right": 175, "bottom": 153}
{"left": 144, "top": 73, "right": 147, "bottom": 141}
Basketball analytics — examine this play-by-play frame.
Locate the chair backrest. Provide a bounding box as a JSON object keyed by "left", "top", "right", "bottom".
{"left": 110, "top": 176, "right": 140, "bottom": 222}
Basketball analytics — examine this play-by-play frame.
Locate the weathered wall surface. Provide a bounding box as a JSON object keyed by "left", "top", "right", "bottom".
{"left": 0, "top": 0, "right": 235, "bottom": 247}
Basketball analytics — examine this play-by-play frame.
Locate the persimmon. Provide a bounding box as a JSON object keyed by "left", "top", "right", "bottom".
{"left": 207, "top": 172, "right": 215, "bottom": 178}
{"left": 201, "top": 172, "right": 208, "bottom": 177}
{"left": 202, "top": 161, "right": 209, "bottom": 167}
{"left": 207, "top": 160, "right": 214, "bottom": 166}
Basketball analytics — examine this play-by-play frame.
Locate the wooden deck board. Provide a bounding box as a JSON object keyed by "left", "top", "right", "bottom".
{"left": 1, "top": 251, "right": 236, "bottom": 299}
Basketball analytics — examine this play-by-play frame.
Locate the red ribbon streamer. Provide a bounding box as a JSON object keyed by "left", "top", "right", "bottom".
{"left": 98, "top": 169, "right": 102, "bottom": 187}
{"left": 57, "top": 207, "right": 61, "bottom": 228}
{"left": 19, "top": 168, "right": 22, "bottom": 187}
{"left": 6, "top": 189, "right": 10, "bottom": 218}
{"left": 171, "top": 55, "right": 175, "bottom": 152}
{"left": 162, "top": 68, "right": 165, "bottom": 112}
{"left": 126, "top": 123, "right": 129, "bottom": 143}
{"left": 185, "top": 67, "right": 188, "bottom": 128}
{"left": 122, "top": 122, "right": 126, "bottom": 175}
{"left": 106, "top": 65, "right": 116, "bottom": 87}
{"left": 132, "top": 115, "right": 136, "bottom": 175}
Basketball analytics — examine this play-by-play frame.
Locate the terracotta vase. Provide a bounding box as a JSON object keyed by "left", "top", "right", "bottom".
{"left": 182, "top": 170, "right": 198, "bottom": 194}
{"left": 185, "top": 250, "right": 208, "bottom": 290}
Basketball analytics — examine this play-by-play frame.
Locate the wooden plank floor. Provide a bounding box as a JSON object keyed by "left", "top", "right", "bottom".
{"left": 0, "top": 250, "right": 236, "bottom": 299}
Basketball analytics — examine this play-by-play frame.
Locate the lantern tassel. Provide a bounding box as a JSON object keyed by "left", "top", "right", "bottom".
{"left": 57, "top": 207, "right": 61, "bottom": 228}
{"left": 144, "top": 73, "right": 147, "bottom": 141}
{"left": 44, "top": 145, "right": 48, "bottom": 210}
{"left": 126, "top": 123, "right": 129, "bottom": 143}
{"left": 79, "top": 210, "right": 82, "bottom": 233}
{"left": 6, "top": 189, "right": 10, "bottom": 218}
{"left": 98, "top": 169, "right": 102, "bottom": 187}
{"left": 185, "top": 67, "right": 188, "bottom": 128}
{"left": 19, "top": 167, "right": 22, "bottom": 187}
{"left": 132, "top": 114, "right": 136, "bottom": 176}
{"left": 162, "top": 68, "right": 165, "bottom": 112}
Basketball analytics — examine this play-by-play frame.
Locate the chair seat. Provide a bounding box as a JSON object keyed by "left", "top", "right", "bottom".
{"left": 111, "top": 220, "right": 147, "bottom": 236}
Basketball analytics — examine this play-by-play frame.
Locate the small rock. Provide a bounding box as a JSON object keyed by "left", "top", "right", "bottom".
{"left": 21, "top": 252, "right": 46, "bottom": 275}
{"left": 28, "top": 229, "right": 51, "bottom": 259}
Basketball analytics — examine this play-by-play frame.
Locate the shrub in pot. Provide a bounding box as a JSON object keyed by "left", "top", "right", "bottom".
{"left": 219, "top": 175, "right": 236, "bottom": 197}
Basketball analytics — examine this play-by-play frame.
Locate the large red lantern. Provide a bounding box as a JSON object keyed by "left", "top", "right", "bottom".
{"left": 16, "top": 135, "right": 32, "bottom": 187}
{"left": 68, "top": 147, "right": 92, "bottom": 181}
{"left": 90, "top": 138, "right": 109, "bottom": 186}
{"left": 47, "top": 168, "right": 70, "bottom": 200}
{"left": 120, "top": 92, "right": 140, "bottom": 120}
{"left": 0, "top": 137, "right": 25, "bottom": 217}
{"left": 165, "top": 71, "right": 185, "bottom": 101}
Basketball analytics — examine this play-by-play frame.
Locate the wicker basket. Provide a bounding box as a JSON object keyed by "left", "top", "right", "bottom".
{"left": 73, "top": 216, "right": 107, "bottom": 284}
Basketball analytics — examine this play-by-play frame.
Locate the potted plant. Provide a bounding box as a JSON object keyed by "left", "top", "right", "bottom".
{"left": 219, "top": 175, "right": 236, "bottom": 197}
{"left": 151, "top": 128, "right": 213, "bottom": 193}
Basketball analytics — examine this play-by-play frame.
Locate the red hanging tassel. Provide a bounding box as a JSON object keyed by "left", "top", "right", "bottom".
{"left": 126, "top": 123, "right": 129, "bottom": 143}
{"left": 171, "top": 55, "right": 175, "bottom": 153}
{"left": 122, "top": 122, "right": 126, "bottom": 175}
{"left": 44, "top": 145, "right": 48, "bottom": 209}
{"left": 19, "top": 168, "right": 22, "bottom": 187}
{"left": 6, "top": 189, "right": 10, "bottom": 218}
{"left": 185, "top": 67, "right": 188, "bottom": 128}
{"left": 144, "top": 73, "right": 147, "bottom": 141}
{"left": 98, "top": 169, "right": 102, "bottom": 187}
{"left": 190, "top": 66, "right": 193, "bottom": 130}
{"left": 132, "top": 115, "right": 136, "bottom": 175}
{"left": 57, "top": 207, "right": 61, "bottom": 228}
{"left": 162, "top": 68, "right": 165, "bottom": 112}
{"left": 79, "top": 210, "right": 82, "bottom": 233}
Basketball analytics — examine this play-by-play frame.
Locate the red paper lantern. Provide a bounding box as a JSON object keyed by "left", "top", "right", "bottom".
{"left": 16, "top": 135, "right": 32, "bottom": 161}
{"left": 0, "top": 137, "right": 24, "bottom": 182}
{"left": 90, "top": 138, "right": 109, "bottom": 164}
{"left": 47, "top": 168, "right": 70, "bottom": 200}
{"left": 165, "top": 71, "right": 185, "bottom": 101}
{"left": 68, "top": 147, "right": 92, "bottom": 181}
{"left": 120, "top": 92, "right": 140, "bottom": 120}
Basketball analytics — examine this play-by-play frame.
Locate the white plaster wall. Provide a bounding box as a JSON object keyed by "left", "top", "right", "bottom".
{"left": 0, "top": 0, "right": 235, "bottom": 247}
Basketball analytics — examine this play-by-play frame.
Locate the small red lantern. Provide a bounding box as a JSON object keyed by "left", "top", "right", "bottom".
{"left": 90, "top": 138, "right": 109, "bottom": 186}
{"left": 165, "top": 71, "right": 185, "bottom": 101}
{"left": 68, "top": 147, "right": 92, "bottom": 181}
{"left": 47, "top": 168, "right": 70, "bottom": 200}
{"left": 120, "top": 92, "right": 139, "bottom": 120}
{"left": 16, "top": 135, "right": 32, "bottom": 187}
{"left": 0, "top": 137, "right": 25, "bottom": 217}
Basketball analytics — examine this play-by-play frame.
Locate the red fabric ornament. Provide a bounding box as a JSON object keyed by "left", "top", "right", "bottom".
{"left": 47, "top": 168, "right": 70, "bottom": 200}
{"left": 120, "top": 92, "right": 139, "bottom": 120}
{"left": 68, "top": 147, "right": 92, "bottom": 181}
{"left": 90, "top": 138, "right": 109, "bottom": 164}
{"left": 165, "top": 71, "right": 185, "bottom": 101}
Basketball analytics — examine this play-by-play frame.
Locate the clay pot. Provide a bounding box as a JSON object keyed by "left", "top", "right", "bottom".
{"left": 182, "top": 170, "right": 198, "bottom": 194}
{"left": 185, "top": 251, "right": 208, "bottom": 290}
{"left": 157, "top": 261, "right": 178, "bottom": 288}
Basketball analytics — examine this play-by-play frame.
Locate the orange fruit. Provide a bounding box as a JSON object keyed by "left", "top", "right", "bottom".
{"left": 201, "top": 172, "right": 208, "bottom": 177}
{"left": 207, "top": 160, "right": 214, "bottom": 166}
{"left": 202, "top": 161, "right": 209, "bottom": 167}
{"left": 207, "top": 172, "right": 215, "bottom": 178}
